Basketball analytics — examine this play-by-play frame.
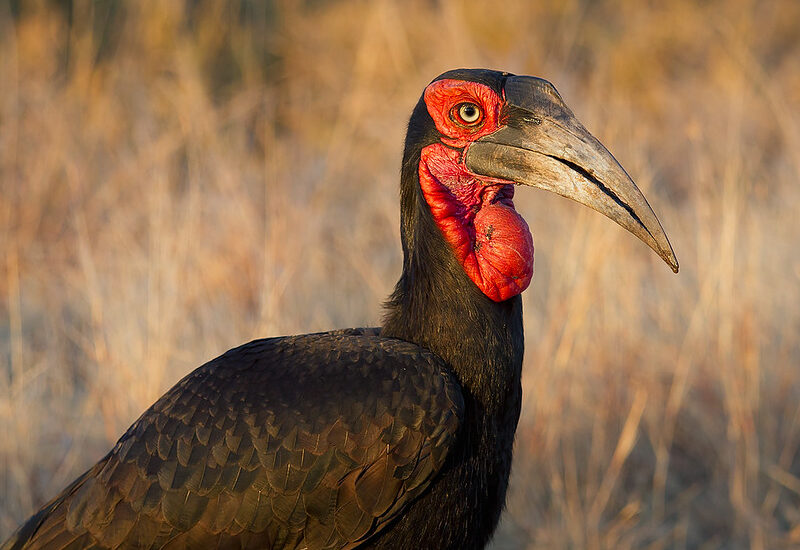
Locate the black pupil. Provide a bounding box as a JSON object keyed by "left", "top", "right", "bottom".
{"left": 463, "top": 105, "right": 476, "bottom": 119}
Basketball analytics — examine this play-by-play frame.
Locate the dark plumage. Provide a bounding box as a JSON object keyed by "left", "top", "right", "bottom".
{"left": 3, "top": 69, "right": 676, "bottom": 550}
{"left": 6, "top": 330, "right": 464, "bottom": 549}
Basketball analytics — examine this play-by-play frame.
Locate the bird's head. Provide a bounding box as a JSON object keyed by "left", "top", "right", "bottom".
{"left": 401, "top": 69, "right": 678, "bottom": 302}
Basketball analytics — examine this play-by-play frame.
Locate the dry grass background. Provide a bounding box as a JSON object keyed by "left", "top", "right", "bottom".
{"left": 1, "top": 0, "right": 799, "bottom": 548}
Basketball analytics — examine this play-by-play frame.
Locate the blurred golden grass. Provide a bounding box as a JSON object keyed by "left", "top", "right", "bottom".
{"left": 1, "top": 0, "right": 799, "bottom": 548}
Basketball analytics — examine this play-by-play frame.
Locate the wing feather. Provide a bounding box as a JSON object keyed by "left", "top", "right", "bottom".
{"left": 4, "top": 328, "right": 463, "bottom": 549}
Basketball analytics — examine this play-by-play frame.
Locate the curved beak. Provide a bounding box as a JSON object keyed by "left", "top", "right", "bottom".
{"left": 465, "top": 76, "right": 678, "bottom": 273}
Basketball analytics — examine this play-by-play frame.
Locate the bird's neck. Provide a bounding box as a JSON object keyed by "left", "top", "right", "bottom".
{"left": 382, "top": 157, "right": 524, "bottom": 415}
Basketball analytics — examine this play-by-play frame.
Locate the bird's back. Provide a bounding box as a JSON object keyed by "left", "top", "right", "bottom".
{"left": 3, "top": 328, "right": 464, "bottom": 550}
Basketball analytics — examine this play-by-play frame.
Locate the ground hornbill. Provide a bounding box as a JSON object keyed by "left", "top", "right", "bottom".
{"left": 3, "top": 69, "right": 677, "bottom": 550}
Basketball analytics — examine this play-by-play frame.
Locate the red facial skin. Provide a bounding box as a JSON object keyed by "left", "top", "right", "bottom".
{"left": 420, "top": 79, "right": 534, "bottom": 302}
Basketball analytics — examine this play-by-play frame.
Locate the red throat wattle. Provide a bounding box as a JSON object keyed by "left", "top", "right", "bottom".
{"left": 418, "top": 78, "right": 534, "bottom": 302}
{"left": 419, "top": 143, "right": 533, "bottom": 302}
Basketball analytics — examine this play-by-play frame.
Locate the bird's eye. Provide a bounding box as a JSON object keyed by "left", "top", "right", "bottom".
{"left": 453, "top": 102, "right": 483, "bottom": 125}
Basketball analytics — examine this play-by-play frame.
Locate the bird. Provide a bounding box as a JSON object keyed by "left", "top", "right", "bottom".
{"left": 2, "top": 69, "right": 678, "bottom": 550}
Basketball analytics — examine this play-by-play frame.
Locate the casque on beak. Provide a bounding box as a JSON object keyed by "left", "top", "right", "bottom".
{"left": 465, "top": 75, "right": 679, "bottom": 273}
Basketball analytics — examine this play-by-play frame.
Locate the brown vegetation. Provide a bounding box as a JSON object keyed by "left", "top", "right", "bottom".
{"left": 1, "top": 1, "right": 799, "bottom": 548}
